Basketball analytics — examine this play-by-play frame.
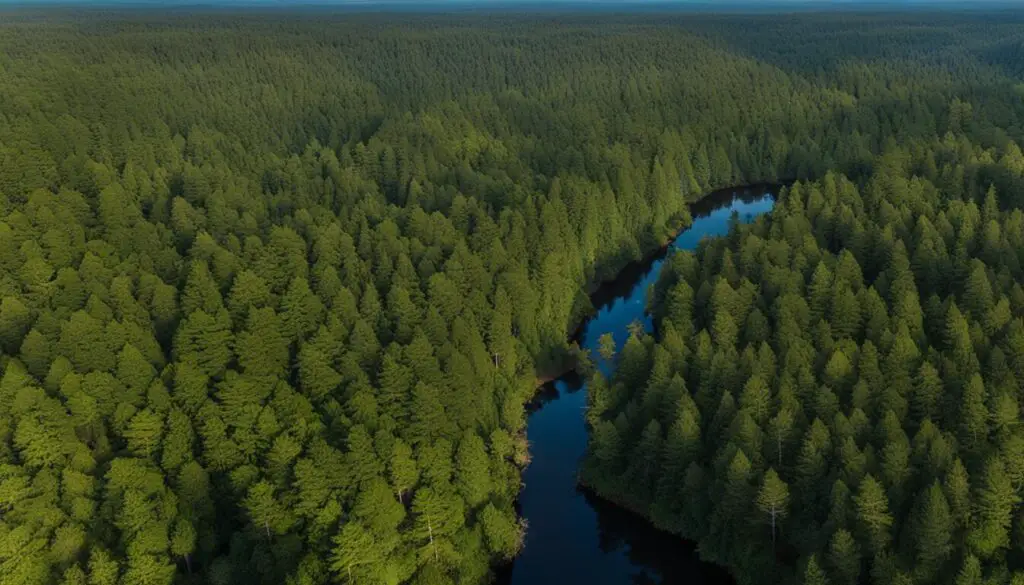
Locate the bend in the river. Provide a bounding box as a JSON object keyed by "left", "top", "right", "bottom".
{"left": 504, "top": 185, "right": 777, "bottom": 585}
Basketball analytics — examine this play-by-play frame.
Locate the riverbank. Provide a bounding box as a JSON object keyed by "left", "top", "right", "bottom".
{"left": 564, "top": 186, "right": 784, "bottom": 585}
{"left": 574, "top": 469, "right": 736, "bottom": 579}
{"left": 533, "top": 182, "right": 785, "bottom": 389}
{"left": 504, "top": 185, "right": 778, "bottom": 585}
{"left": 530, "top": 212, "right": 687, "bottom": 387}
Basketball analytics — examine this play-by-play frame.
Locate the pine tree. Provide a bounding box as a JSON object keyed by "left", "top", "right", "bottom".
{"left": 331, "top": 521, "right": 385, "bottom": 584}
{"left": 854, "top": 475, "right": 893, "bottom": 556}
{"left": 911, "top": 482, "right": 953, "bottom": 580}
{"left": 0, "top": 296, "right": 32, "bottom": 353}
{"left": 628, "top": 419, "right": 662, "bottom": 501}
{"left": 757, "top": 468, "right": 790, "bottom": 549}
{"left": 390, "top": 439, "right": 419, "bottom": 504}
{"left": 969, "top": 456, "right": 1019, "bottom": 559}
{"left": 711, "top": 308, "right": 740, "bottom": 349}
{"left": 944, "top": 458, "right": 972, "bottom": 530}
{"left": 377, "top": 348, "right": 413, "bottom": 423}
{"left": 487, "top": 288, "right": 515, "bottom": 371}
{"left": 716, "top": 449, "right": 754, "bottom": 540}
{"left": 169, "top": 519, "right": 196, "bottom": 574}
{"left": 479, "top": 503, "right": 522, "bottom": 559}
{"left": 120, "top": 553, "right": 174, "bottom": 585}
{"left": 387, "top": 284, "right": 421, "bottom": 345}
{"left": 173, "top": 309, "right": 233, "bottom": 378}
{"left": 124, "top": 408, "right": 165, "bottom": 459}
{"left": 59, "top": 311, "right": 115, "bottom": 373}
{"left": 171, "top": 361, "right": 209, "bottom": 415}
{"left": 87, "top": 549, "right": 120, "bottom": 585}
{"left": 281, "top": 277, "right": 324, "bottom": 342}
{"left": 160, "top": 409, "right": 194, "bottom": 473}
{"left": 598, "top": 332, "right": 616, "bottom": 364}
{"left": 408, "top": 383, "right": 449, "bottom": 446}
{"left": 766, "top": 407, "right": 795, "bottom": 467}
{"left": 591, "top": 420, "right": 623, "bottom": 476}
{"left": 353, "top": 477, "right": 406, "bottom": 536}
{"left": 664, "top": 281, "right": 695, "bottom": 337}
{"left": 243, "top": 481, "right": 294, "bottom": 540}
{"left": 234, "top": 307, "right": 289, "bottom": 379}
{"left": 912, "top": 362, "right": 943, "bottom": 424}
{"left": 803, "top": 554, "right": 831, "bottom": 585}
{"left": 828, "top": 528, "right": 860, "bottom": 585}
{"left": 945, "top": 302, "right": 976, "bottom": 371}
{"left": 959, "top": 373, "right": 989, "bottom": 455}
{"left": 963, "top": 260, "right": 994, "bottom": 320}
{"left": 181, "top": 260, "right": 223, "bottom": 316}
{"left": 808, "top": 262, "right": 834, "bottom": 323}
{"left": 954, "top": 555, "right": 983, "bottom": 585}
{"left": 740, "top": 374, "right": 771, "bottom": 423}
{"left": 455, "top": 431, "right": 491, "bottom": 508}
{"left": 795, "top": 419, "right": 831, "bottom": 518}
{"left": 19, "top": 329, "right": 51, "bottom": 379}
{"left": 226, "top": 269, "right": 271, "bottom": 323}
{"left": 411, "top": 486, "right": 465, "bottom": 566}
{"left": 346, "top": 425, "right": 385, "bottom": 488}
{"left": 296, "top": 343, "right": 342, "bottom": 402}
{"left": 693, "top": 144, "right": 711, "bottom": 191}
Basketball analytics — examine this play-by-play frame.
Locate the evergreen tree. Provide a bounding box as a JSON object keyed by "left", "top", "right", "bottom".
{"left": 911, "top": 482, "right": 953, "bottom": 581}
{"left": 756, "top": 468, "right": 790, "bottom": 548}
{"left": 803, "top": 555, "right": 831, "bottom": 585}
{"left": 828, "top": 529, "right": 861, "bottom": 585}
{"left": 969, "top": 456, "right": 1019, "bottom": 559}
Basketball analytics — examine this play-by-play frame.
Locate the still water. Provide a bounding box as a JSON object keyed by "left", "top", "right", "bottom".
{"left": 506, "top": 186, "right": 776, "bottom": 585}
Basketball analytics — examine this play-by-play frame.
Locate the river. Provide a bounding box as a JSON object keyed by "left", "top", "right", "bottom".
{"left": 504, "top": 185, "right": 776, "bottom": 585}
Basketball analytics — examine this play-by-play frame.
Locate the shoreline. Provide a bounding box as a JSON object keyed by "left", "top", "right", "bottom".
{"left": 531, "top": 180, "right": 786, "bottom": 389}
{"left": 505, "top": 181, "right": 784, "bottom": 583}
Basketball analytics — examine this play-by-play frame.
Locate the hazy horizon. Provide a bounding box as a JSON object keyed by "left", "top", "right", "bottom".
{"left": 0, "top": 0, "right": 1015, "bottom": 7}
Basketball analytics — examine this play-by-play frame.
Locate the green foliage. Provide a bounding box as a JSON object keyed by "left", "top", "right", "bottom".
{"left": 587, "top": 134, "right": 1024, "bottom": 585}
{"left": 6, "top": 8, "right": 1024, "bottom": 585}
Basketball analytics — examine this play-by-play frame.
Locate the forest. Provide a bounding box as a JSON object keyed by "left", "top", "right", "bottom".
{"left": 2, "top": 7, "right": 1024, "bottom": 585}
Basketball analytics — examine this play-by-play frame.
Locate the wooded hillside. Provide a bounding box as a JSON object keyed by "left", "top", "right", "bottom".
{"left": 2, "top": 9, "right": 1024, "bottom": 585}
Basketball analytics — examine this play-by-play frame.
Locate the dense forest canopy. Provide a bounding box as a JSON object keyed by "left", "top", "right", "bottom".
{"left": 580, "top": 11, "right": 1024, "bottom": 585}
{"left": 3, "top": 8, "right": 1024, "bottom": 585}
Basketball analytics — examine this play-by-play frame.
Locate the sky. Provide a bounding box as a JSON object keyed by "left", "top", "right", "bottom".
{"left": 0, "top": 0, "right": 1000, "bottom": 3}
{"left": 0, "top": 0, "right": 1011, "bottom": 8}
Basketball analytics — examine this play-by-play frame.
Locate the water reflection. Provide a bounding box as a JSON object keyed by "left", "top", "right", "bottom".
{"left": 583, "top": 489, "right": 733, "bottom": 585}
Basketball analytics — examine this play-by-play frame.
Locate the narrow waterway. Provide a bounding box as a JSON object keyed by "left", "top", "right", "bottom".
{"left": 506, "top": 186, "right": 776, "bottom": 585}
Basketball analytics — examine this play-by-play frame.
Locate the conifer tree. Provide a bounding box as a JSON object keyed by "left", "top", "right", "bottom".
{"left": 911, "top": 482, "right": 953, "bottom": 581}
{"left": 757, "top": 468, "right": 790, "bottom": 548}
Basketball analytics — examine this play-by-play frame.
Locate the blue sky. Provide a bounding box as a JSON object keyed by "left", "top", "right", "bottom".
{"left": 0, "top": 0, "right": 1005, "bottom": 7}
{"left": 0, "top": 0, "right": 993, "bottom": 3}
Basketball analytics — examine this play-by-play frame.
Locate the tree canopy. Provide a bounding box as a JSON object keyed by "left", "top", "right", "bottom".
{"left": 3, "top": 7, "right": 1024, "bottom": 585}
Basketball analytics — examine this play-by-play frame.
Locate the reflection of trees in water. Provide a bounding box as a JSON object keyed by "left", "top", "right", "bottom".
{"left": 689, "top": 183, "right": 780, "bottom": 219}
{"left": 582, "top": 488, "right": 734, "bottom": 585}
{"left": 587, "top": 184, "right": 778, "bottom": 319}
{"left": 526, "top": 373, "right": 585, "bottom": 412}
{"left": 525, "top": 383, "right": 561, "bottom": 412}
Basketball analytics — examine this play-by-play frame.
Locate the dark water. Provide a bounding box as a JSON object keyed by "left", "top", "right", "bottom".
{"left": 505, "top": 186, "right": 776, "bottom": 585}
